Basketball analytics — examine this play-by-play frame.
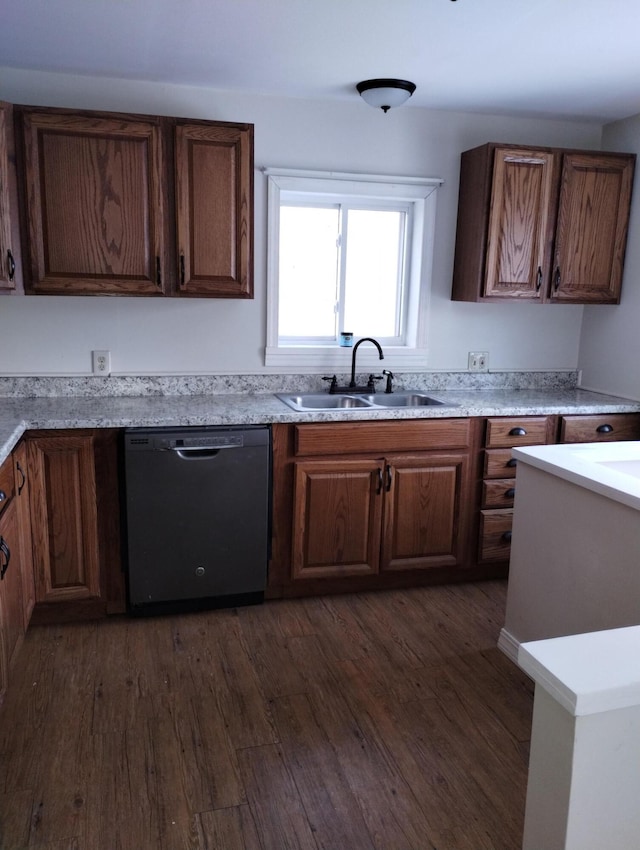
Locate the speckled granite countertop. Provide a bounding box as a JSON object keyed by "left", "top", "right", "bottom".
{"left": 2, "top": 386, "right": 640, "bottom": 467}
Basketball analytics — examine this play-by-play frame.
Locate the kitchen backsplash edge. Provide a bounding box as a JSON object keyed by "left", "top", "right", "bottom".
{"left": 0, "top": 371, "right": 580, "bottom": 398}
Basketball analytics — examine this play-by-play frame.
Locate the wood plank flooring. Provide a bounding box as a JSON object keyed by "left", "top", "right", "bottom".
{"left": 0, "top": 580, "right": 534, "bottom": 850}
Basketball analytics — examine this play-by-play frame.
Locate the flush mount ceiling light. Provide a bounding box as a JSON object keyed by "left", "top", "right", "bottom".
{"left": 356, "top": 78, "right": 417, "bottom": 113}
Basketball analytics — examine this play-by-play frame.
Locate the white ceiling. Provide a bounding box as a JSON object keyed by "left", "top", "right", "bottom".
{"left": 3, "top": 0, "right": 640, "bottom": 123}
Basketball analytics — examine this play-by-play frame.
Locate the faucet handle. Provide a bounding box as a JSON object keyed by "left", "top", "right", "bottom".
{"left": 367, "top": 374, "right": 383, "bottom": 392}
{"left": 322, "top": 375, "right": 338, "bottom": 393}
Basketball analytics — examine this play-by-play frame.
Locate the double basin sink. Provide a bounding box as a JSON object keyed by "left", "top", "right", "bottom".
{"left": 276, "top": 391, "right": 456, "bottom": 412}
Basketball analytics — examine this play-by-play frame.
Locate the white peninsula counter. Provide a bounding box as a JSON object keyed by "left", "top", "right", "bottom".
{"left": 499, "top": 440, "right": 640, "bottom": 662}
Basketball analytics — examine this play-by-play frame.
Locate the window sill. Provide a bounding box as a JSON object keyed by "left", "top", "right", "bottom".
{"left": 265, "top": 346, "right": 429, "bottom": 371}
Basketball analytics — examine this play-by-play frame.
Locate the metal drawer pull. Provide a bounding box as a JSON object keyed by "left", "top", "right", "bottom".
{"left": 0, "top": 489, "right": 6, "bottom": 502}
{"left": 16, "top": 461, "right": 26, "bottom": 495}
{"left": 0, "top": 537, "right": 10, "bottom": 579}
{"left": 501, "top": 530, "right": 512, "bottom": 543}
{"left": 596, "top": 424, "right": 613, "bottom": 434}
{"left": 506, "top": 458, "right": 518, "bottom": 468}
{"left": 509, "top": 427, "right": 527, "bottom": 436}
{"left": 505, "top": 488, "right": 516, "bottom": 499}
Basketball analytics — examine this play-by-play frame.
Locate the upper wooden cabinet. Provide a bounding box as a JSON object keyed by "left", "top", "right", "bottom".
{"left": 175, "top": 122, "right": 253, "bottom": 297}
{"left": 451, "top": 143, "right": 636, "bottom": 304}
{"left": 16, "top": 106, "right": 254, "bottom": 298}
{"left": 0, "top": 102, "right": 23, "bottom": 294}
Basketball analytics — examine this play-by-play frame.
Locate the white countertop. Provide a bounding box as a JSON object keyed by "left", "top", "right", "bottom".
{"left": 519, "top": 625, "right": 640, "bottom": 716}
{"left": 2, "top": 386, "right": 640, "bottom": 466}
{"left": 512, "top": 439, "right": 640, "bottom": 511}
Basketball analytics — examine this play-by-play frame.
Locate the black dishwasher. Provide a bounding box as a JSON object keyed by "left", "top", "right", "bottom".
{"left": 123, "top": 425, "right": 271, "bottom": 615}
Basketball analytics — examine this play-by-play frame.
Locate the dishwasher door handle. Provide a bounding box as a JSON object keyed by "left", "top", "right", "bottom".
{"left": 168, "top": 445, "right": 240, "bottom": 460}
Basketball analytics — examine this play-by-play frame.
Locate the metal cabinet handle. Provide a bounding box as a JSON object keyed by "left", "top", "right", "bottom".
{"left": 156, "top": 256, "right": 162, "bottom": 287}
{"left": 553, "top": 266, "right": 561, "bottom": 291}
{"left": 376, "top": 467, "right": 384, "bottom": 495}
{"left": 506, "top": 458, "right": 518, "bottom": 468}
{"left": 0, "top": 537, "right": 10, "bottom": 580}
{"left": 0, "top": 489, "right": 6, "bottom": 503}
{"left": 535, "top": 266, "right": 543, "bottom": 291}
{"left": 501, "top": 531, "right": 512, "bottom": 544}
{"left": 509, "top": 427, "right": 527, "bottom": 436}
{"left": 16, "top": 461, "right": 26, "bottom": 495}
{"left": 596, "top": 424, "right": 613, "bottom": 434}
{"left": 505, "top": 488, "right": 516, "bottom": 499}
{"left": 385, "top": 464, "right": 393, "bottom": 492}
{"left": 180, "top": 254, "right": 186, "bottom": 287}
{"left": 7, "top": 249, "right": 15, "bottom": 282}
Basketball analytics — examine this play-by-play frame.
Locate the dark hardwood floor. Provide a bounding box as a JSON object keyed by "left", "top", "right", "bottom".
{"left": 0, "top": 580, "right": 534, "bottom": 850}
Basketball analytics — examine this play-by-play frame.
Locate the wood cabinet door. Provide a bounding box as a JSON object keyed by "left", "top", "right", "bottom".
{"left": 381, "top": 452, "right": 469, "bottom": 571}
{"left": 552, "top": 153, "right": 635, "bottom": 303}
{"left": 291, "top": 459, "right": 383, "bottom": 579}
{"left": 27, "top": 434, "right": 101, "bottom": 603}
{"left": 0, "top": 498, "right": 26, "bottom": 671}
{"left": 13, "top": 442, "right": 35, "bottom": 628}
{"left": 484, "top": 148, "right": 555, "bottom": 299}
{"left": 0, "top": 102, "right": 18, "bottom": 293}
{"left": 175, "top": 122, "right": 253, "bottom": 297}
{"left": 20, "top": 110, "right": 168, "bottom": 295}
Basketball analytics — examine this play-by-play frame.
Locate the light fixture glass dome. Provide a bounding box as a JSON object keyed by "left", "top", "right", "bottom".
{"left": 356, "top": 78, "right": 416, "bottom": 112}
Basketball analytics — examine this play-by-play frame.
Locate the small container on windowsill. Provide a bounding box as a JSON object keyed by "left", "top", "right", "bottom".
{"left": 339, "top": 332, "right": 354, "bottom": 347}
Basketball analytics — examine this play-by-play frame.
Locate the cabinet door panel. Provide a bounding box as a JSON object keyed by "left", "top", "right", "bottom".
{"left": 484, "top": 149, "right": 555, "bottom": 299}
{"left": 13, "top": 443, "right": 34, "bottom": 628}
{"left": 0, "top": 498, "right": 25, "bottom": 671}
{"left": 27, "top": 435, "right": 100, "bottom": 602}
{"left": 21, "top": 111, "right": 167, "bottom": 294}
{"left": 553, "top": 153, "right": 634, "bottom": 303}
{"left": 382, "top": 453, "right": 469, "bottom": 571}
{"left": 0, "top": 103, "right": 16, "bottom": 293}
{"left": 292, "top": 459, "right": 382, "bottom": 579}
{"left": 175, "top": 122, "right": 253, "bottom": 297}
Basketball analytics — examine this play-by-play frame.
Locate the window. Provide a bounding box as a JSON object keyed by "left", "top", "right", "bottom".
{"left": 265, "top": 169, "right": 442, "bottom": 370}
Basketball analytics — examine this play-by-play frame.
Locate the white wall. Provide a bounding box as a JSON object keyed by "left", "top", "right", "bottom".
{"left": 0, "top": 68, "right": 603, "bottom": 376}
{"left": 578, "top": 113, "right": 640, "bottom": 400}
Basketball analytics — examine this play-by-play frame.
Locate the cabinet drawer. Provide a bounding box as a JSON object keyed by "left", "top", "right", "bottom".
{"left": 559, "top": 414, "right": 640, "bottom": 443}
{"left": 479, "top": 509, "right": 513, "bottom": 562}
{"left": 294, "top": 419, "right": 471, "bottom": 457}
{"left": 484, "top": 448, "right": 518, "bottom": 479}
{"left": 485, "top": 416, "right": 551, "bottom": 448}
{"left": 0, "top": 455, "right": 14, "bottom": 515}
{"left": 482, "top": 478, "right": 516, "bottom": 509}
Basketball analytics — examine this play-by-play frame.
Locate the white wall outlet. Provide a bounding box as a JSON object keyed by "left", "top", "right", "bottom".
{"left": 468, "top": 351, "right": 489, "bottom": 372}
{"left": 92, "top": 350, "right": 111, "bottom": 375}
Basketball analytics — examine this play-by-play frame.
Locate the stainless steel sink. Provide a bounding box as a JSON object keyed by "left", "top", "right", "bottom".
{"left": 360, "top": 393, "right": 446, "bottom": 407}
{"left": 276, "top": 392, "right": 455, "bottom": 411}
{"left": 277, "top": 394, "right": 373, "bottom": 411}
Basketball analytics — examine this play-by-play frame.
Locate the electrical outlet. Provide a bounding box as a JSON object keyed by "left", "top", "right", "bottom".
{"left": 92, "top": 350, "right": 111, "bottom": 375}
{"left": 468, "top": 351, "right": 489, "bottom": 372}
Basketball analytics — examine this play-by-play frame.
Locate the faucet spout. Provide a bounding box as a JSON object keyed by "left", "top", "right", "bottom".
{"left": 350, "top": 337, "right": 384, "bottom": 387}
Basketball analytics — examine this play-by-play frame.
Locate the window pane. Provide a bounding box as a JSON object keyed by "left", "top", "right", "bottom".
{"left": 344, "top": 209, "right": 405, "bottom": 337}
{"left": 279, "top": 205, "right": 339, "bottom": 338}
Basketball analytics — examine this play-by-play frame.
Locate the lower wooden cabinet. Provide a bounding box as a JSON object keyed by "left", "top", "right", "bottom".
{"left": 0, "top": 453, "right": 28, "bottom": 703}
{"left": 271, "top": 420, "right": 475, "bottom": 596}
{"left": 24, "top": 429, "right": 124, "bottom": 622}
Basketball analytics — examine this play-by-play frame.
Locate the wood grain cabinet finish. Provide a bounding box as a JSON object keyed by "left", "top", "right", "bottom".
{"left": 0, "top": 102, "right": 22, "bottom": 294}
{"left": 274, "top": 420, "right": 473, "bottom": 592}
{"left": 13, "top": 442, "right": 34, "bottom": 628}
{"left": 19, "top": 109, "right": 168, "bottom": 295}
{"left": 26, "top": 433, "right": 101, "bottom": 603}
{"left": 479, "top": 416, "right": 554, "bottom": 564}
{"left": 175, "top": 122, "right": 253, "bottom": 298}
{"left": 17, "top": 106, "right": 254, "bottom": 298}
{"left": 0, "top": 454, "right": 28, "bottom": 704}
{"left": 558, "top": 413, "right": 640, "bottom": 443}
{"left": 452, "top": 143, "right": 635, "bottom": 304}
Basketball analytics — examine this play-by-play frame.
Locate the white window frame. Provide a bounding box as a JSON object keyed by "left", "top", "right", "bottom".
{"left": 264, "top": 168, "right": 443, "bottom": 371}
